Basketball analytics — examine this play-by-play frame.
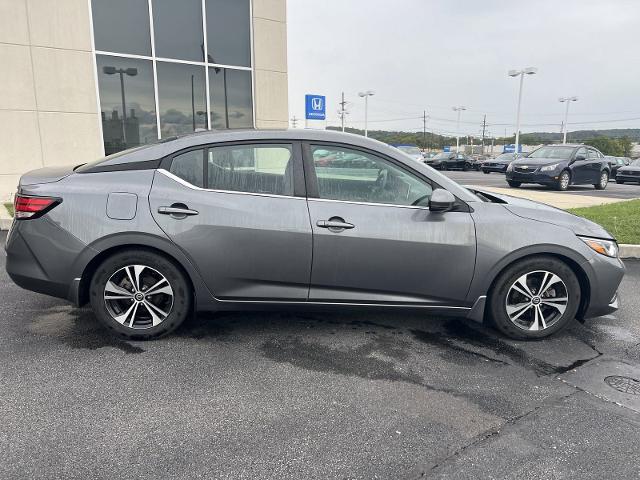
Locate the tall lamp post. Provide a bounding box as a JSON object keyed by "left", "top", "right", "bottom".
{"left": 103, "top": 66, "right": 138, "bottom": 145}
{"left": 452, "top": 106, "right": 466, "bottom": 152}
{"left": 358, "top": 90, "right": 375, "bottom": 137}
{"left": 559, "top": 96, "right": 578, "bottom": 144}
{"left": 508, "top": 67, "right": 537, "bottom": 155}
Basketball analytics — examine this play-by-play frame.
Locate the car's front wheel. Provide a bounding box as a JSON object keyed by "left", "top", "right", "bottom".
{"left": 594, "top": 171, "right": 608, "bottom": 190}
{"left": 556, "top": 170, "right": 571, "bottom": 191}
{"left": 488, "top": 256, "right": 581, "bottom": 339}
{"left": 89, "top": 249, "right": 191, "bottom": 340}
{"left": 507, "top": 180, "right": 521, "bottom": 188}
{"left": 616, "top": 179, "right": 624, "bottom": 184}
{"left": 483, "top": 170, "right": 490, "bottom": 174}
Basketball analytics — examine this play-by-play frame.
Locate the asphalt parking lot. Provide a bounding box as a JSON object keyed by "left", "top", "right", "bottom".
{"left": 443, "top": 169, "right": 640, "bottom": 200}
{"left": 1, "top": 231, "right": 640, "bottom": 479}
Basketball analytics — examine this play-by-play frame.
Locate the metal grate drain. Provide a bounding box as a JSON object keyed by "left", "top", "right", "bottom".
{"left": 604, "top": 376, "right": 640, "bottom": 395}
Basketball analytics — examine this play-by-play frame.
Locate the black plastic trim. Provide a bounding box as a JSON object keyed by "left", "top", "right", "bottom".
{"left": 77, "top": 159, "right": 162, "bottom": 173}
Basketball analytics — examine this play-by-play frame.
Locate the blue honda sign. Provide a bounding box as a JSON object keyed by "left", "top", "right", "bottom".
{"left": 443, "top": 146, "right": 451, "bottom": 152}
{"left": 305, "top": 94, "right": 326, "bottom": 120}
{"left": 503, "top": 143, "right": 523, "bottom": 153}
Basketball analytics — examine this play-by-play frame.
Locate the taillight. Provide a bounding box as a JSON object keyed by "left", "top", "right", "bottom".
{"left": 13, "top": 195, "right": 61, "bottom": 219}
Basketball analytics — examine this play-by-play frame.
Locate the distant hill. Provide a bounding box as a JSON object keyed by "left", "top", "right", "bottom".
{"left": 326, "top": 126, "right": 640, "bottom": 148}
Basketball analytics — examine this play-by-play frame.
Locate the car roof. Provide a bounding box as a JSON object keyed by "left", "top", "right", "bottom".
{"left": 94, "top": 129, "right": 402, "bottom": 167}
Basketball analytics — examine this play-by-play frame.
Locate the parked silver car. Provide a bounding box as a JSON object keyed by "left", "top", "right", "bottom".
{"left": 5, "top": 130, "right": 624, "bottom": 340}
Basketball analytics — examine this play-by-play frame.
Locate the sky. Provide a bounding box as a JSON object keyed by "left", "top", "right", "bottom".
{"left": 287, "top": 0, "right": 640, "bottom": 137}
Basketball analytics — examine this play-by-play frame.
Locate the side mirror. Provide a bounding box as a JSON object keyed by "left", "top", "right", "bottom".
{"left": 429, "top": 189, "right": 456, "bottom": 213}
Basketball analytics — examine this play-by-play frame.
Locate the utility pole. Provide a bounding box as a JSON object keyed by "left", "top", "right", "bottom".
{"left": 290, "top": 115, "right": 298, "bottom": 128}
{"left": 422, "top": 110, "right": 428, "bottom": 150}
{"left": 481, "top": 114, "right": 487, "bottom": 155}
{"left": 338, "top": 92, "right": 349, "bottom": 132}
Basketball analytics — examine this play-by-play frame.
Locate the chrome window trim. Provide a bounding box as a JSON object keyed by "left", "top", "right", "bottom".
{"left": 157, "top": 168, "right": 304, "bottom": 200}
{"left": 307, "top": 196, "right": 432, "bottom": 212}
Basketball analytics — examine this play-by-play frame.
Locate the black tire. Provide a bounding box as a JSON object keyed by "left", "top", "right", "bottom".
{"left": 616, "top": 179, "right": 624, "bottom": 184}
{"left": 507, "top": 181, "right": 521, "bottom": 188}
{"left": 462, "top": 164, "right": 469, "bottom": 172}
{"left": 594, "top": 171, "right": 608, "bottom": 190}
{"left": 89, "top": 249, "right": 192, "bottom": 340}
{"left": 488, "top": 256, "right": 581, "bottom": 340}
{"left": 483, "top": 170, "right": 491, "bottom": 174}
{"left": 556, "top": 170, "right": 570, "bottom": 191}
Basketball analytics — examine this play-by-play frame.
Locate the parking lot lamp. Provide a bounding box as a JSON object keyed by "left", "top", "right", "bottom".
{"left": 452, "top": 106, "right": 466, "bottom": 152}
{"left": 509, "top": 67, "right": 537, "bottom": 155}
{"left": 358, "top": 90, "right": 375, "bottom": 137}
{"left": 559, "top": 96, "right": 578, "bottom": 144}
{"left": 102, "top": 66, "right": 138, "bottom": 144}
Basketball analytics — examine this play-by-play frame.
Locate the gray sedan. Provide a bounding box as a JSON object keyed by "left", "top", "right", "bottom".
{"left": 5, "top": 130, "right": 624, "bottom": 340}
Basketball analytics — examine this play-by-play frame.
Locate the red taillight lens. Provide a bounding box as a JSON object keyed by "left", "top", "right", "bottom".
{"left": 14, "top": 195, "right": 60, "bottom": 219}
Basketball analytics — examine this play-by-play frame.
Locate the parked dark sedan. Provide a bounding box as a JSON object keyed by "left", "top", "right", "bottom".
{"left": 606, "top": 156, "right": 631, "bottom": 179}
{"left": 481, "top": 153, "right": 524, "bottom": 174}
{"left": 506, "top": 144, "right": 610, "bottom": 191}
{"left": 5, "top": 130, "right": 624, "bottom": 341}
{"left": 429, "top": 152, "right": 476, "bottom": 171}
{"left": 616, "top": 159, "right": 640, "bottom": 184}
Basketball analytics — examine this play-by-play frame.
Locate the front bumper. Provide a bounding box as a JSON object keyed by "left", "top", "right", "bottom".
{"left": 506, "top": 170, "right": 558, "bottom": 185}
{"left": 616, "top": 173, "right": 640, "bottom": 182}
{"left": 580, "top": 253, "right": 625, "bottom": 319}
{"left": 482, "top": 164, "right": 508, "bottom": 173}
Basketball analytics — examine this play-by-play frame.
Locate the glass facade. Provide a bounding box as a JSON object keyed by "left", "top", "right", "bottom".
{"left": 91, "top": 0, "right": 253, "bottom": 154}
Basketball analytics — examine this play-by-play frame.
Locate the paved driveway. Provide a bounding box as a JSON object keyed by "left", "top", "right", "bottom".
{"left": 1, "top": 231, "right": 639, "bottom": 479}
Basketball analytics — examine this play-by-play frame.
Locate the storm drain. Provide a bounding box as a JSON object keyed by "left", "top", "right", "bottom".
{"left": 604, "top": 376, "right": 640, "bottom": 396}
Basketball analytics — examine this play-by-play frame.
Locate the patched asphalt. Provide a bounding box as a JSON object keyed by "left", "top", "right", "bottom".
{"left": 1, "top": 231, "right": 639, "bottom": 479}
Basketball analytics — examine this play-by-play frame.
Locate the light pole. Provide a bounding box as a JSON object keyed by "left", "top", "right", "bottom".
{"left": 559, "top": 96, "right": 578, "bottom": 144}
{"left": 452, "top": 106, "right": 466, "bottom": 152}
{"left": 358, "top": 90, "right": 375, "bottom": 137}
{"left": 508, "top": 67, "right": 537, "bottom": 155}
{"left": 103, "top": 66, "right": 138, "bottom": 145}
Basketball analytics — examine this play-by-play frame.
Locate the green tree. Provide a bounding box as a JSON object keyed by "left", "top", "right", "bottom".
{"left": 584, "top": 137, "right": 623, "bottom": 156}
{"left": 618, "top": 136, "right": 633, "bottom": 157}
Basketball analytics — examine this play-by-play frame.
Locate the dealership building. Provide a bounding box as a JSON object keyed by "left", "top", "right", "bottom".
{"left": 0, "top": 0, "right": 288, "bottom": 200}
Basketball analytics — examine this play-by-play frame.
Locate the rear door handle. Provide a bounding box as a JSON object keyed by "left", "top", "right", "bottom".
{"left": 317, "top": 218, "right": 354, "bottom": 230}
{"left": 158, "top": 205, "right": 199, "bottom": 217}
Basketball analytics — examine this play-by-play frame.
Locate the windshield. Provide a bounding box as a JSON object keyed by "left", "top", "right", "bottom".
{"left": 397, "top": 146, "right": 421, "bottom": 155}
{"left": 434, "top": 152, "right": 450, "bottom": 159}
{"left": 527, "top": 146, "right": 574, "bottom": 160}
{"left": 495, "top": 153, "right": 514, "bottom": 161}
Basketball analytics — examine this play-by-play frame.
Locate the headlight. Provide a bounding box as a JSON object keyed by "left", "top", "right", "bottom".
{"left": 540, "top": 163, "right": 560, "bottom": 172}
{"left": 506, "top": 163, "right": 514, "bottom": 172}
{"left": 579, "top": 236, "right": 619, "bottom": 258}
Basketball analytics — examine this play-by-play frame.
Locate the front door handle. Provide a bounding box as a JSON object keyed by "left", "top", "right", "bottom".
{"left": 317, "top": 217, "right": 355, "bottom": 231}
{"left": 158, "top": 204, "right": 199, "bottom": 218}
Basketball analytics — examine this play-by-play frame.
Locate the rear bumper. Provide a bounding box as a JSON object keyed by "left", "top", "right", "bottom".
{"left": 5, "top": 219, "right": 83, "bottom": 305}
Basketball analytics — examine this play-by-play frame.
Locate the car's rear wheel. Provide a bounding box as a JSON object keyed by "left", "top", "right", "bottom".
{"left": 483, "top": 170, "right": 490, "bottom": 174}
{"left": 507, "top": 181, "right": 521, "bottom": 188}
{"left": 616, "top": 179, "right": 624, "bottom": 184}
{"left": 556, "top": 170, "right": 571, "bottom": 191}
{"left": 89, "top": 249, "right": 191, "bottom": 340}
{"left": 488, "top": 256, "right": 580, "bottom": 339}
{"left": 462, "top": 164, "right": 469, "bottom": 172}
{"left": 594, "top": 171, "right": 608, "bottom": 190}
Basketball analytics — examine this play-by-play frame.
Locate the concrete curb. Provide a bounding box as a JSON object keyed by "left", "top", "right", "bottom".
{"left": 620, "top": 244, "right": 640, "bottom": 259}
{"left": 0, "top": 219, "right": 12, "bottom": 231}
{"left": 0, "top": 203, "right": 12, "bottom": 231}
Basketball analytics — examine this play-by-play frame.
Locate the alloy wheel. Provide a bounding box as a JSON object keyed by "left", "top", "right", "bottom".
{"left": 560, "top": 172, "right": 570, "bottom": 190}
{"left": 505, "top": 270, "right": 569, "bottom": 331}
{"left": 103, "top": 265, "right": 174, "bottom": 329}
{"left": 600, "top": 172, "right": 608, "bottom": 188}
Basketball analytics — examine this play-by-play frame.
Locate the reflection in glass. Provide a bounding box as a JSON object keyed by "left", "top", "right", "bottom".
{"left": 205, "top": 0, "right": 251, "bottom": 67}
{"left": 209, "top": 68, "right": 253, "bottom": 129}
{"left": 96, "top": 55, "right": 157, "bottom": 155}
{"left": 157, "top": 62, "right": 207, "bottom": 137}
{"left": 91, "top": 0, "right": 151, "bottom": 56}
{"left": 152, "top": 0, "right": 204, "bottom": 61}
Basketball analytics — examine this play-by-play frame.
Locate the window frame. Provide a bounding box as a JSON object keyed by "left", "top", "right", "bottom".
{"left": 161, "top": 140, "right": 306, "bottom": 198}
{"left": 301, "top": 142, "right": 469, "bottom": 212}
